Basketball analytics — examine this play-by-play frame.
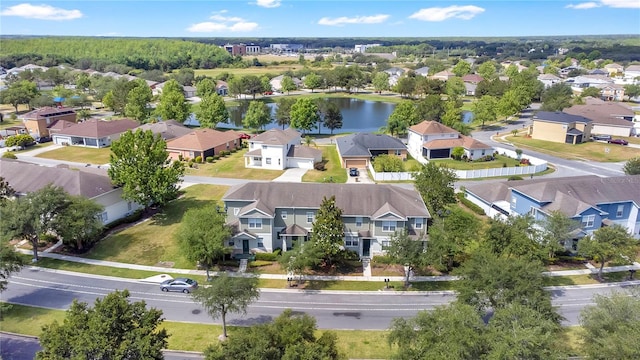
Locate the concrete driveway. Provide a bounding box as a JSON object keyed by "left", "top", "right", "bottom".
{"left": 272, "top": 168, "right": 308, "bottom": 182}
{"left": 346, "top": 168, "right": 373, "bottom": 183}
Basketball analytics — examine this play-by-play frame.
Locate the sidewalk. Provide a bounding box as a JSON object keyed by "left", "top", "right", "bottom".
{"left": 16, "top": 248, "right": 640, "bottom": 283}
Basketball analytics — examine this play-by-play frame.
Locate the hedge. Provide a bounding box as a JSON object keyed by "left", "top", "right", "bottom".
{"left": 456, "top": 192, "right": 485, "bottom": 216}
{"left": 255, "top": 252, "right": 280, "bottom": 261}
{"left": 103, "top": 209, "right": 144, "bottom": 231}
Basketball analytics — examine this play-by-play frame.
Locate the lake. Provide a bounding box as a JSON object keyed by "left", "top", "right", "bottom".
{"left": 186, "top": 97, "right": 396, "bottom": 134}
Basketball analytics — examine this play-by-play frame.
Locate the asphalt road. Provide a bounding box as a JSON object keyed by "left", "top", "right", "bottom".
{"left": 4, "top": 267, "right": 639, "bottom": 331}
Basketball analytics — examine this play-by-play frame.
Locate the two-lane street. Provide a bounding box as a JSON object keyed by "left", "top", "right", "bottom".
{"left": 4, "top": 267, "right": 639, "bottom": 331}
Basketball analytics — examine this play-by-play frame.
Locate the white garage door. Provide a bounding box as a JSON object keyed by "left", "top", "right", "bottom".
{"left": 53, "top": 135, "right": 71, "bottom": 146}
{"left": 288, "top": 158, "right": 313, "bottom": 169}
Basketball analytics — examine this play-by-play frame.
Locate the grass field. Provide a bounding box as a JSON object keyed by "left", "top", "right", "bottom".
{"left": 185, "top": 148, "right": 284, "bottom": 180}
{"left": 0, "top": 116, "right": 25, "bottom": 130}
{"left": 36, "top": 146, "right": 112, "bottom": 164}
{"left": 84, "top": 184, "right": 229, "bottom": 268}
{"left": 430, "top": 154, "right": 521, "bottom": 170}
{"left": 194, "top": 64, "right": 306, "bottom": 79}
{"left": 506, "top": 136, "right": 640, "bottom": 162}
{"left": 302, "top": 144, "right": 348, "bottom": 183}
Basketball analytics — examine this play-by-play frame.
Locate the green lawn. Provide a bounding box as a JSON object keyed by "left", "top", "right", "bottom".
{"left": 84, "top": 184, "right": 229, "bottom": 269}
{"left": 194, "top": 64, "right": 307, "bottom": 79}
{"left": 302, "top": 145, "right": 348, "bottom": 183}
{"left": 185, "top": 148, "right": 284, "bottom": 180}
{"left": 37, "top": 146, "right": 112, "bottom": 164}
{"left": 430, "top": 154, "right": 521, "bottom": 170}
{"left": 0, "top": 116, "right": 25, "bottom": 130}
{"left": 0, "top": 302, "right": 392, "bottom": 359}
{"left": 506, "top": 136, "right": 640, "bottom": 162}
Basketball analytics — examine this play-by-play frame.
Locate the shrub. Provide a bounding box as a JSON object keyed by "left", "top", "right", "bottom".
{"left": 39, "top": 233, "right": 58, "bottom": 244}
{"left": 2, "top": 152, "right": 17, "bottom": 159}
{"left": 456, "top": 192, "right": 485, "bottom": 215}
{"left": 372, "top": 154, "right": 404, "bottom": 172}
{"left": 255, "top": 252, "right": 279, "bottom": 261}
{"left": 338, "top": 249, "right": 360, "bottom": 261}
{"left": 206, "top": 156, "right": 214, "bottom": 163}
{"left": 314, "top": 162, "right": 325, "bottom": 171}
{"left": 507, "top": 175, "right": 524, "bottom": 181}
{"left": 194, "top": 156, "right": 202, "bottom": 163}
{"left": 371, "top": 255, "right": 395, "bottom": 265}
{"left": 520, "top": 158, "right": 531, "bottom": 165}
{"left": 5, "top": 134, "right": 35, "bottom": 147}
{"left": 188, "top": 160, "right": 194, "bottom": 168}
{"left": 178, "top": 154, "right": 183, "bottom": 162}
{"left": 103, "top": 209, "right": 144, "bottom": 230}
{"left": 248, "top": 260, "right": 273, "bottom": 267}
{"left": 213, "top": 155, "right": 220, "bottom": 161}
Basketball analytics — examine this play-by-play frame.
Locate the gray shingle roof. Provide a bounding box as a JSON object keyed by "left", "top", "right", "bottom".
{"left": 223, "top": 182, "right": 430, "bottom": 219}
{"left": 136, "top": 120, "right": 193, "bottom": 140}
{"left": 250, "top": 128, "right": 300, "bottom": 146}
{"left": 533, "top": 111, "right": 592, "bottom": 124}
{"left": 336, "top": 133, "right": 405, "bottom": 157}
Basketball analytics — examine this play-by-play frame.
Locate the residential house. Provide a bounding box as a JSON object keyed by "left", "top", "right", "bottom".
{"left": 222, "top": 182, "right": 430, "bottom": 258}
{"left": 152, "top": 81, "right": 194, "bottom": 98}
{"left": 166, "top": 129, "right": 242, "bottom": 161}
{"left": 564, "top": 98, "right": 636, "bottom": 137}
{"left": 135, "top": 120, "right": 193, "bottom": 141}
{"left": 383, "top": 67, "right": 405, "bottom": 77}
{"left": 21, "top": 107, "right": 77, "bottom": 138}
{"left": 588, "top": 69, "right": 608, "bottom": 76}
{"left": 336, "top": 133, "right": 407, "bottom": 168}
{"left": 244, "top": 128, "right": 321, "bottom": 170}
{"left": 270, "top": 75, "right": 302, "bottom": 92}
{"left": 431, "top": 70, "right": 455, "bottom": 81}
{"left": 414, "top": 66, "right": 430, "bottom": 77}
{"left": 462, "top": 74, "right": 483, "bottom": 96}
{"left": 183, "top": 86, "right": 197, "bottom": 98}
{"left": 464, "top": 175, "right": 640, "bottom": 247}
{"left": 52, "top": 118, "right": 138, "bottom": 148}
{"left": 537, "top": 74, "right": 562, "bottom": 89}
{"left": 0, "top": 158, "right": 143, "bottom": 225}
{"left": 624, "top": 64, "right": 640, "bottom": 81}
{"left": 529, "top": 111, "right": 592, "bottom": 144}
{"left": 597, "top": 84, "right": 625, "bottom": 101}
{"left": 216, "top": 80, "right": 228, "bottom": 96}
{"left": 47, "top": 120, "right": 76, "bottom": 136}
{"left": 604, "top": 63, "right": 624, "bottom": 76}
{"left": 407, "top": 121, "right": 493, "bottom": 160}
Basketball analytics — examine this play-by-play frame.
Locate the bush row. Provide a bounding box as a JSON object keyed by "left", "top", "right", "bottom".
{"left": 456, "top": 192, "right": 485, "bottom": 215}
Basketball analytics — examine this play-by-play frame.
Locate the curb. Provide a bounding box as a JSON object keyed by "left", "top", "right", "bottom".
{"left": 0, "top": 331, "right": 38, "bottom": 340}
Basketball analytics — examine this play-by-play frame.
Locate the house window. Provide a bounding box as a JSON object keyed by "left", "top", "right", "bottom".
{"left": 381, "top": 241, "right": 391, "bottom": 250}
{"left": 511, "top": 197, "right": 517, "bottom": 206}
{"left": 306, "top": 212, "right": 314, "bottom": 223}
{"left": 282, "top": 210, "right": 288, "bottom": 219}
{"left": 189, "top": 151, "right": 194, "bottom": 158}
{"left": 395, "top": 150, "right": 402, "bottom": 156}
{"left": 482, "top": 150, "right": 486, "bottom": 156}
{"left": 257, "top": 240, "right": 264, "bottom": 247}
{"left": 266, "top": 158, "right": 272, "bottom": 164}
{"left": 248, "top": 218, "right": 262, "bottom": 229}
{"left": 581, "top": 215, "right": 595, "bottom": 228}
{"left": 262, "top": 145, "right": 267, "bottom": 149}
{"left": 345, "top": 238, "right": 359, "bottom": 247}
{"left": 234, "top": 208, "right": 240, "bottom": 216}
{"left": 616, "top": 205, "right": 624, "bottom": 217}
{"left": 254, "top": 157, "right": 262, "bottom": 162}
{"left": 100, "top": 212, "right": 108, "bottom": 222}
{"left": 415, "top": 218, "right": 423, "bottom": 229}
{"left": 226, "top": 142, "right": 230, "bottom": 149}
{"left": 382, "top": 221, "right": 396, "bottom": 232}
{"left": 228, "top": 241, "right": 234, "bottom": 246}
{"left": 355, "top": 217, "right": 363, "bottom": 227}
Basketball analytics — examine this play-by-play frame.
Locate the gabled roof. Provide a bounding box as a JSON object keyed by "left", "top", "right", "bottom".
{"left": 432, "top": 70, "right": 455, "bottom": 78}
{"left": 564, "top": 102, "right": 634, "bottom": 128}
{"left": 166, "top": 129, "right": 241, "bottom": 151}
{"left": 336, "top": 133, "right": 405, "bottom": 157}
{"left": 48, "top": 120, "right": 76, "bottom": 131}
{"left": 281, "top": 224, "right": 308, "bottom": 236}
{"left": 22, "top": 107, "right": 76, "bottom": 120}
{"left": 625, "top": 65, "right": 640, "bottom": 72}
{"left": 371, "top": 202, "right": 405, "bottom": 220}
{"left": 415, "top": 66, "right": 430, "bottom": 75}
{"left": 604, "top": 63, "right": 623, "bottom": 69}
{"left": 538, "top": 74, "right": 561, "bottom": 81}
{"left": 423, "top": 135, "right": 492, "bottom": 150}
{"left": 533, "top": 111, "right": 592, "bottom": 124}
{"left": 0, "top": 159, "right": 114, "bottom": 198}
{"left": 54, "top": 118, "right": 138, "bottom": 138}
{"left": 287, "top": 145, "right": 322, "bottom": 159}
{"left": 409, "top": 120, "right": 458, "bottom": 135}
{"left": 136, "top": 120, "right": 193, "bottom": 141}
{"left": 223, "top": 182, "right": 430, "bottom": 219}
{"left": 239, "top": 200, "right": 273, "bottom": 218}
{"left": 462, "top": 74, "right": 483, "bottom": 83}
{"left": 250, "top": 128, "right": 300, "bottom": 146}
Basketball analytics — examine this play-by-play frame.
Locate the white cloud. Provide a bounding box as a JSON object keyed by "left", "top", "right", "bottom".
{"left": 255, "top": 0, "right": 281, "bottom": 8}
{"left": 318, "top": 14, "right": 390, "bottom": 26}
{"left": 409, "top": 5, "right": 485, "bottom": 22}
{"left": 187, "top": 11, "right": 258, "bottom": 33}
{"left": 0, "top": 3, "right": 82, "bottom": 20}
{"left": 566, "top": 0, "right": 639, "bottom": 9}
{"left": 565, "top": 2, "right": 601, "bottom": 9}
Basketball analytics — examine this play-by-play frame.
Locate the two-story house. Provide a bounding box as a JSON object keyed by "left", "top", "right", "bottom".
{"left": 244, "top": 128, "right": 321, "bottom": 170}
{"left": 21, "top": 106, "right": 77, "bottom": 138}
{"left": 530, "top": 111, "right": 593, "bottom": 144}
{"left": 463, "top": 175, "right": 640, "bottom": 250}
{"left": 407, "top": 121, "right": 493, "bottom": 160}
{"left": 222, "top": 182, "right": 430, "bottom": 258}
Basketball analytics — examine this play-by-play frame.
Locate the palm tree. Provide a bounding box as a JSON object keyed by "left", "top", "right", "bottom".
{"left": 303, "top": 135, "right": 317, "bottom": 148}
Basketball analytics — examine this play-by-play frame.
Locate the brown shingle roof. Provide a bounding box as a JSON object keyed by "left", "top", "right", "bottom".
{"left": 55, "top": 118, "right": 138, "bottom": 138}
{"left": 564, "top": 102, "right": 634, "bottom": 128}
{"left": 250, "top": 128, "right": 300, "bottom": 146}
{"left": 462, "top": 74, "right": 483, "bottom": 83}
{"left": 48, "top": 120, "right": 76, "bottom": 131}
{"left": 409, "top": 121, "right": 458, "bottom": 135}
{"left": 166, "top": 129, "right": 241, "bottom": 151}
{"left": 223, "top": 182, "right": 430, "bottom": 219}
{"left": 0, "top": 158, "right": 114, "bottom": 198}
{"left": 288, "top": 145, "right": 322, "bottom": 159}
{"left": 22, "top": 106, "right": 76, "bottom": 120}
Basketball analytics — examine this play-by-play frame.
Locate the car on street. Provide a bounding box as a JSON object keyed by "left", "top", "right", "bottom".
{"left": 160, "top": 278, "right": 198, "bottom": 293}
{"left": 607, "top": 138, "right": 628, "bottom": 145}
{"left": 349, "top": 168, "right": 359, "bottom": 177}
{"left": 592, "top": 134, "right": 612, "bottom": 141}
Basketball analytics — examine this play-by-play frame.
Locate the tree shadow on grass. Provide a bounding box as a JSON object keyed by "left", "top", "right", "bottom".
{"left": 150, "top": 198, "right": 211, "bottom": 226}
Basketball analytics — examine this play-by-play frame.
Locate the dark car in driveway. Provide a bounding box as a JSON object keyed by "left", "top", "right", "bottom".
{"left": 160, "top": 278, "right": 198, "bottom": 293}
{"left": 349, "top": 168, "right": 359, "bottom": 177}
{"left": 608, "top": 138, "right": 628, "bottom": 145}
{"left": 37, "top": 136, "right": 52, "bottom": 143}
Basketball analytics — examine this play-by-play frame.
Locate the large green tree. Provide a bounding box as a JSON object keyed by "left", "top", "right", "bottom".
{"left": 205, "top": 309, "right": 345, "bottom": 360}
{"left": 242, "top": 100, "right": 272, "bottom": 131}
{"left": 394, "top": 77, "right": 416, "bottom": 98}
{"left": 540, "top": 210, "right": 580, "bottom": 260}
{"left": 578, "top": 224, "right": 638, "bottom": 281}
{"left": 108, "top": 129, "right": 184, "bottom": 209}
{"left": 124, "top": 79, "right": 153, "bottom": 122}
{"left": 471, "top": 95, "right": 498, "bottom": 128}
{"left": 541, "top": 83, "right": 573, "bottom": 112}
{"left": 372, "top": 72, "right": 390, "bottom": 94}
{"left": 176, "top": 203, "right": 231, "bottom": 279}
{"left": 103, "top": 78, "right": 135, "bottom": 115}
{"left": 477, "top": 61, "right": 497, "bottom": 80}
{"left": 484, "top": 214, "right": 542, "bottom": 260}
{"left": 281, "top": 76, "right": 297, "bottom": 95}
{"left": 412, "top": 162, "right": 457, "bottom": 217}
{"left": 426, "top": 206, "right": 481, "bottom": 272}
{"left": 290, "top": 98, "right": 319, "bottom": 135}
{"left": 452, "top": 60, "right": 472, "bottom": 77}
{"left": 416, "top": 94, "right": 444, "bottom": 122}
{"left": 156, "top": 79, "right": 190, "bottom": 122}
{"left": 196, "top": 77, "right": 217, "bottom": 98}
{"left": 275, "top": 97, "right": 295, "bottom": 129}
{"left": 196, "top": 93, "right": 229, "bottom": 129}
{"left": 0, "top": 243, "right": 23, "bottom": 292}
{"left": 0, "top": 80, "right": 39, "bottom": 112}
{"left": 53, "top": 195, "right": 104, "bottom": 252}
{"left": 623, "top": 157, "right": 640, "bottom": 175}
{"left": 304, "top": 72, "right": 323, "bottom": 92}
{"left": 191, "top": 273, "right": 260, "bottom": 340}
{"left": 37, "top": 290, "right": 168, "bottom": 360}
{"left": 309, "top": 195, "right": 344, "bottom": 266}
{"left": 321, "top": 101, "right": 343, "bottom": 135}
{"left": 580, "top": 290, "right": 640, "bottom": 360}
{"left": 445, "top": 77, "right": 466, "bottom": 99}
{"left": 386, "top": 101, "right": 418, "bottom": 136}
{"left": 387, "top": 229, "right": 426, "bottom": 287}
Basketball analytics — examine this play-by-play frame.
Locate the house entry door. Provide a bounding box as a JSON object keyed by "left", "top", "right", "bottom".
{"left": 242, "top": 240, "right": 250, "bottom": 254}
{"left": 362, "top": 240, "right": 371, "bottom": 257}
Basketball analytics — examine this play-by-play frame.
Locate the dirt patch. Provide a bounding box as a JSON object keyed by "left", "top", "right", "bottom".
{"left": 156, "top": 261, "right": 175, "bottom": 268}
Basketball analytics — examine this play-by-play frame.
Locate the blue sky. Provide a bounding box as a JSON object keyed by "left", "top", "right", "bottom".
{"left": 1, "top": 1, "right": 639, "bottom": 38}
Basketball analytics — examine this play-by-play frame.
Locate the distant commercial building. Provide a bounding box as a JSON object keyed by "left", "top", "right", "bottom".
{"left": 222, "top": 43, "right": 261, "bottom": 56}
{"left": 269, "top": 44, "right": 304, "bottom": 53}
{"left": 354, "top": 44, "right": 381, "bottom": 53}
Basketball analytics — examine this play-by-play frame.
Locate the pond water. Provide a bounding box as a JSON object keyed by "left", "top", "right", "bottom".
{"left": 185, "top": 97, "right": 474, "bottom": 132}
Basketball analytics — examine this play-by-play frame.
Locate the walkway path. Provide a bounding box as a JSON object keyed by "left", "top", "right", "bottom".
{"left": 16, "top": 248, "right": 640, "bottom": 284}
{"left": 272, "top": 168, "right": 308, "bottom": 182}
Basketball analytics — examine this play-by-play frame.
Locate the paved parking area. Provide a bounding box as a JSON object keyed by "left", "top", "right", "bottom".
{"left": 346, "top": 168, "right": 374, "bottom": 184}
{"left": 273, "top": 168, "right": 308, "bottom": 182}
